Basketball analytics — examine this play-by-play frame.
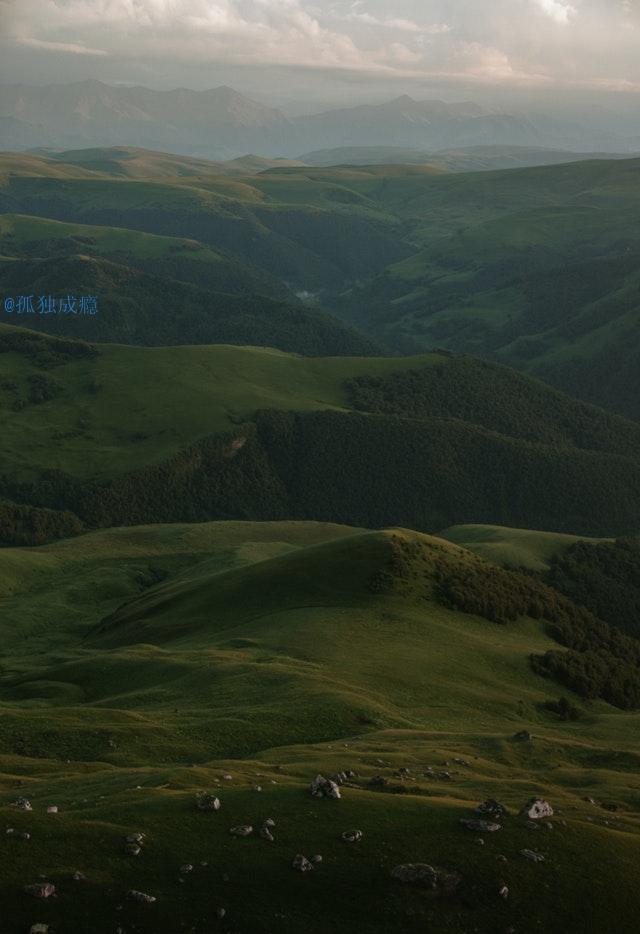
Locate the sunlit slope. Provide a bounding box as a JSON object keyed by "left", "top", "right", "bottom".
{"left": 440, "top": 524, "right": 610, "bottom": 571}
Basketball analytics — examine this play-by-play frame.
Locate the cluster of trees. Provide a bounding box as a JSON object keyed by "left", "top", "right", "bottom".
{"left": 546, "top": 538, "right": 640, "bottom": 639}
{"left": 426, "top": 544, "right": 640, "bottom": 709}
{"left": 0, "top": 328, "right": 97, "bottom": 367}
{"left": 0, "top": 498, "right": 82, "bottom": 546}
{"left": 5, "top": 404, "right": 640, "bottom": 543}
{"left": 346, "top": 357, "right": 640, "bottom": 456}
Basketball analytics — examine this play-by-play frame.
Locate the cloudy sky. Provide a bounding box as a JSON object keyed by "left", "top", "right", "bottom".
{"left": 0, "top": 1, "right": 639, "bottom": 110}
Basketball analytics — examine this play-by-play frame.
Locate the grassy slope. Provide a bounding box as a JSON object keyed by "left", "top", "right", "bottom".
{"left": 5, "top": 153, "right": 640, "bottom": 415}
{"left": 440, "top": 524, "right": 610, "bottom": 572}
{"left": 0, "top": 523, "right": 639, "bottom": 933}
{"left": 0, "top": 332, "right": 441, "bottom": 480}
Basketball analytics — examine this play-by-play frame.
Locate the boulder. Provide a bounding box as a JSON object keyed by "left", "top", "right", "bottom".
{"left": 476, "top": 799, "right": 508, "bottom": 819}
{"left": 520, "top": 849, "right": 545, "bottom": 863}
{"left": 310, "top": 774, "right": 341, "bottom": 799}
{"left": 11, "top": 797, "right": 32, "bottom": 811}
{"left": 341, "top": 830, "right": 363, "bottom": 843}
{"left": 195, "top": 792, "right": 221, "bottom": 812}
{"left": 521, "top": 798, "right": 553, "bottom": 820}
{"left": 292, "top": 854, "right": 314, "bottom": 872}
{"left": 230, "top": 825, "right": 253, "bottom": 837}
{"left": 30, "top": 926, "right": 49, "bottom": 934}
{"left": 260, "top": 819, "right": 275, "bottom": 842}
{"left": 128, "top": 889, "right": 157, "bottom": 904}
{"left": 24, "top": 883, "right": 56, "bottom": 899}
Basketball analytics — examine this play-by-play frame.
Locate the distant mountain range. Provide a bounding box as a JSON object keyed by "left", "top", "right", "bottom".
{"left": 2, "top": 80, "right": 640, "bottom": 159}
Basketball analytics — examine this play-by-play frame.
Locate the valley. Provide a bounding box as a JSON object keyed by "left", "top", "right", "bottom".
{"left": 1, "top": 130, "right": 640, "bottom": 934}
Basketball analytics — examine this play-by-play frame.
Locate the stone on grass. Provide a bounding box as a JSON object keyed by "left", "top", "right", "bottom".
{"left": 341, "top": 830, "right": 363, "bottom": 843}
{"left": 46, "top": 806, "right": 58, "bottom": 814}
{"left": 195, "top": 792, "right": 221, "bottom": 812}
{"left": 128, "top": 889, "right": 157, "bottom": 904}
{"left": 24, "top": 883, "right": 56, "bottom": 899}
{"left": 310, "top": 775, "right": 341, "bottom": 799}
{"left": 521, "top": 798, "right": 553, "bottom": 820}
{"left": 230, "top": 825, "right": 253, "bottom": 837}
{"left": 29, "top": 926, "right": 49, "bottom": 934}
{"left": 476, "top": 799, "right": 508, "bottom": 819}
{"left": 11, "top": 797, "right": 32, "bottom": 811}
{"left": 292, "top": 854, "right": 314, "bottom": 873}
{"left": 520, "top": 849, "right": 545, "bottom": 863}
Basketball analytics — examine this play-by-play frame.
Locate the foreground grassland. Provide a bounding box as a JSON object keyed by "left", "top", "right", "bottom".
{"left": 0, "top": 521, "right": 639, "bottom": 932}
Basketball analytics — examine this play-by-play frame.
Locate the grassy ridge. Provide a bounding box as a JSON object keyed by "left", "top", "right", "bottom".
{"left": 2, "top": 328, "right": 640, "bottom": 540}
{"left": 1, "top": 522, "right": 640, "bottom": 932}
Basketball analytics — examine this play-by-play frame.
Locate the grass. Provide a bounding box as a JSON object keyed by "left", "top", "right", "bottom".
{"left": 0, "top": 331, "right": 443, "bottom": 480}
{"left": 1, "top": 521, "right": 639, "bottom": 932}
{"left": 440, "top": 524, "right": 610, "bottom": 572}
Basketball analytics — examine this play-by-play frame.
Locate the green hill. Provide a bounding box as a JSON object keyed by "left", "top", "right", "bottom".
{"left": 1, "top": 521, "right": 639, "bottom": 933}
{"left": 333, "top": 158, "right": 640, "bottom": 418}
{"left": 5, "top": 152, "right": 640, "bottom": 417}
{"left": 439, "top": 524, "right": 608, "bottom": 572}
{"left": 2, "top": 327, "right": 640, "bottom": 543}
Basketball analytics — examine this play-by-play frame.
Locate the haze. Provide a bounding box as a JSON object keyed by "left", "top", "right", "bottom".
{"left": 1, "top": 0, "right": 639, "bottom": 116}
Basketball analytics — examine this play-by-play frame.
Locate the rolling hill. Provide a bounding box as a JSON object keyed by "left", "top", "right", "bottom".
{"left": 0, "top": 520, "right": 639, "bottom": 932}
{"left": 3, "top": 150, "right": 640, "bottom": 416}
{"left": 2, "top": 326, "right": 640, "bottom": 545}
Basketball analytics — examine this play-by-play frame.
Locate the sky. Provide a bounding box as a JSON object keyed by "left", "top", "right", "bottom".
{"left": 0, "top": 1, "right": 639, "bottom": 111}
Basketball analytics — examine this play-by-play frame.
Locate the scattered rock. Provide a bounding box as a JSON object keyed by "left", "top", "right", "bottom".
{"left": 126, "top": 833, "right": 145, "bottom": 845}
{"left": 11, "top": 798, "right": 32, "bottom": 811}
{"left": 260, "top": 819, "right": 276, "bottom": 842}
{"left": 391, "top": 864, "right": 461, "bottom": 897}
{"left": 460, "top": 819, "right": 501, "bottom": 833}
{"left": 368, "top": 776, "right": 389, "bottom": 787}
{"left": 24, "top": 883, "right": 56, "bottom": 899}
{"left": 292, "top": 854, "right": 314, "bottom": 873}
{"left": 30, "top": 926, "right": 49, "bottom": 934}
{"left": 72, "top": 871, "right": 87, "bottom": 882}
{"left": 124, "top": 844, "right": 141, "bottom": 857}
{"left": 216, "top": 908, "right": 226, "bottom": 919}
{"left": 520, "top": 849, "right": 545, "bottom": 863}
{"left": 311, "top": 855, "right": 323, "bottom": 865}
{"left": 310, "top": 774, "right": 341, "bottom": 799}
{"left": 521, "top": 798, "right": 553, "bottom": 820}
{"left": 476, "top": 799, "right": 508, "bottom": 819}
{"left": 46, "top": 806, "right": 58, "bottom": 814}
{"left": 128, "top": 889, "right": 157, "bottom": 904}
{"left": 514, "top": 730, "right": 531, "bottom": 742}
{"left": 499, "top": 884, "right": 509, "bottom": 900}
{"left": 195, "top": 792, "right": 221, "bottom": 812}
{"left": 341, "top": 830, "right": 363, "bottom": 843}
{"left": 180, "top": 864, "right": 194, "bottom": 874}
{"left": 230, "top": 825, "right": 253, "bottom": 837}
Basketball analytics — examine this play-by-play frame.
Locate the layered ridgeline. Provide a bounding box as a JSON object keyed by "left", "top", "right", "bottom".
{"left": 3, "top": 326, "right": 640, "bottom": 545}
{"left": 1, "top": 520, "right": 639, "bottom": 932}
{"left": 2, "top": 151, "right": 640, "bottom": 417}
{"left": 0, "top": 215, "right": 381, "bottom": 355}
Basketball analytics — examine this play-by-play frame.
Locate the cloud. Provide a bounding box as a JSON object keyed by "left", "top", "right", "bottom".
{"left": 533, "top": 0, "right": 576, "bottom": 24}
{"left": 0, "top": 0, "right": 639, "bottom": 95}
